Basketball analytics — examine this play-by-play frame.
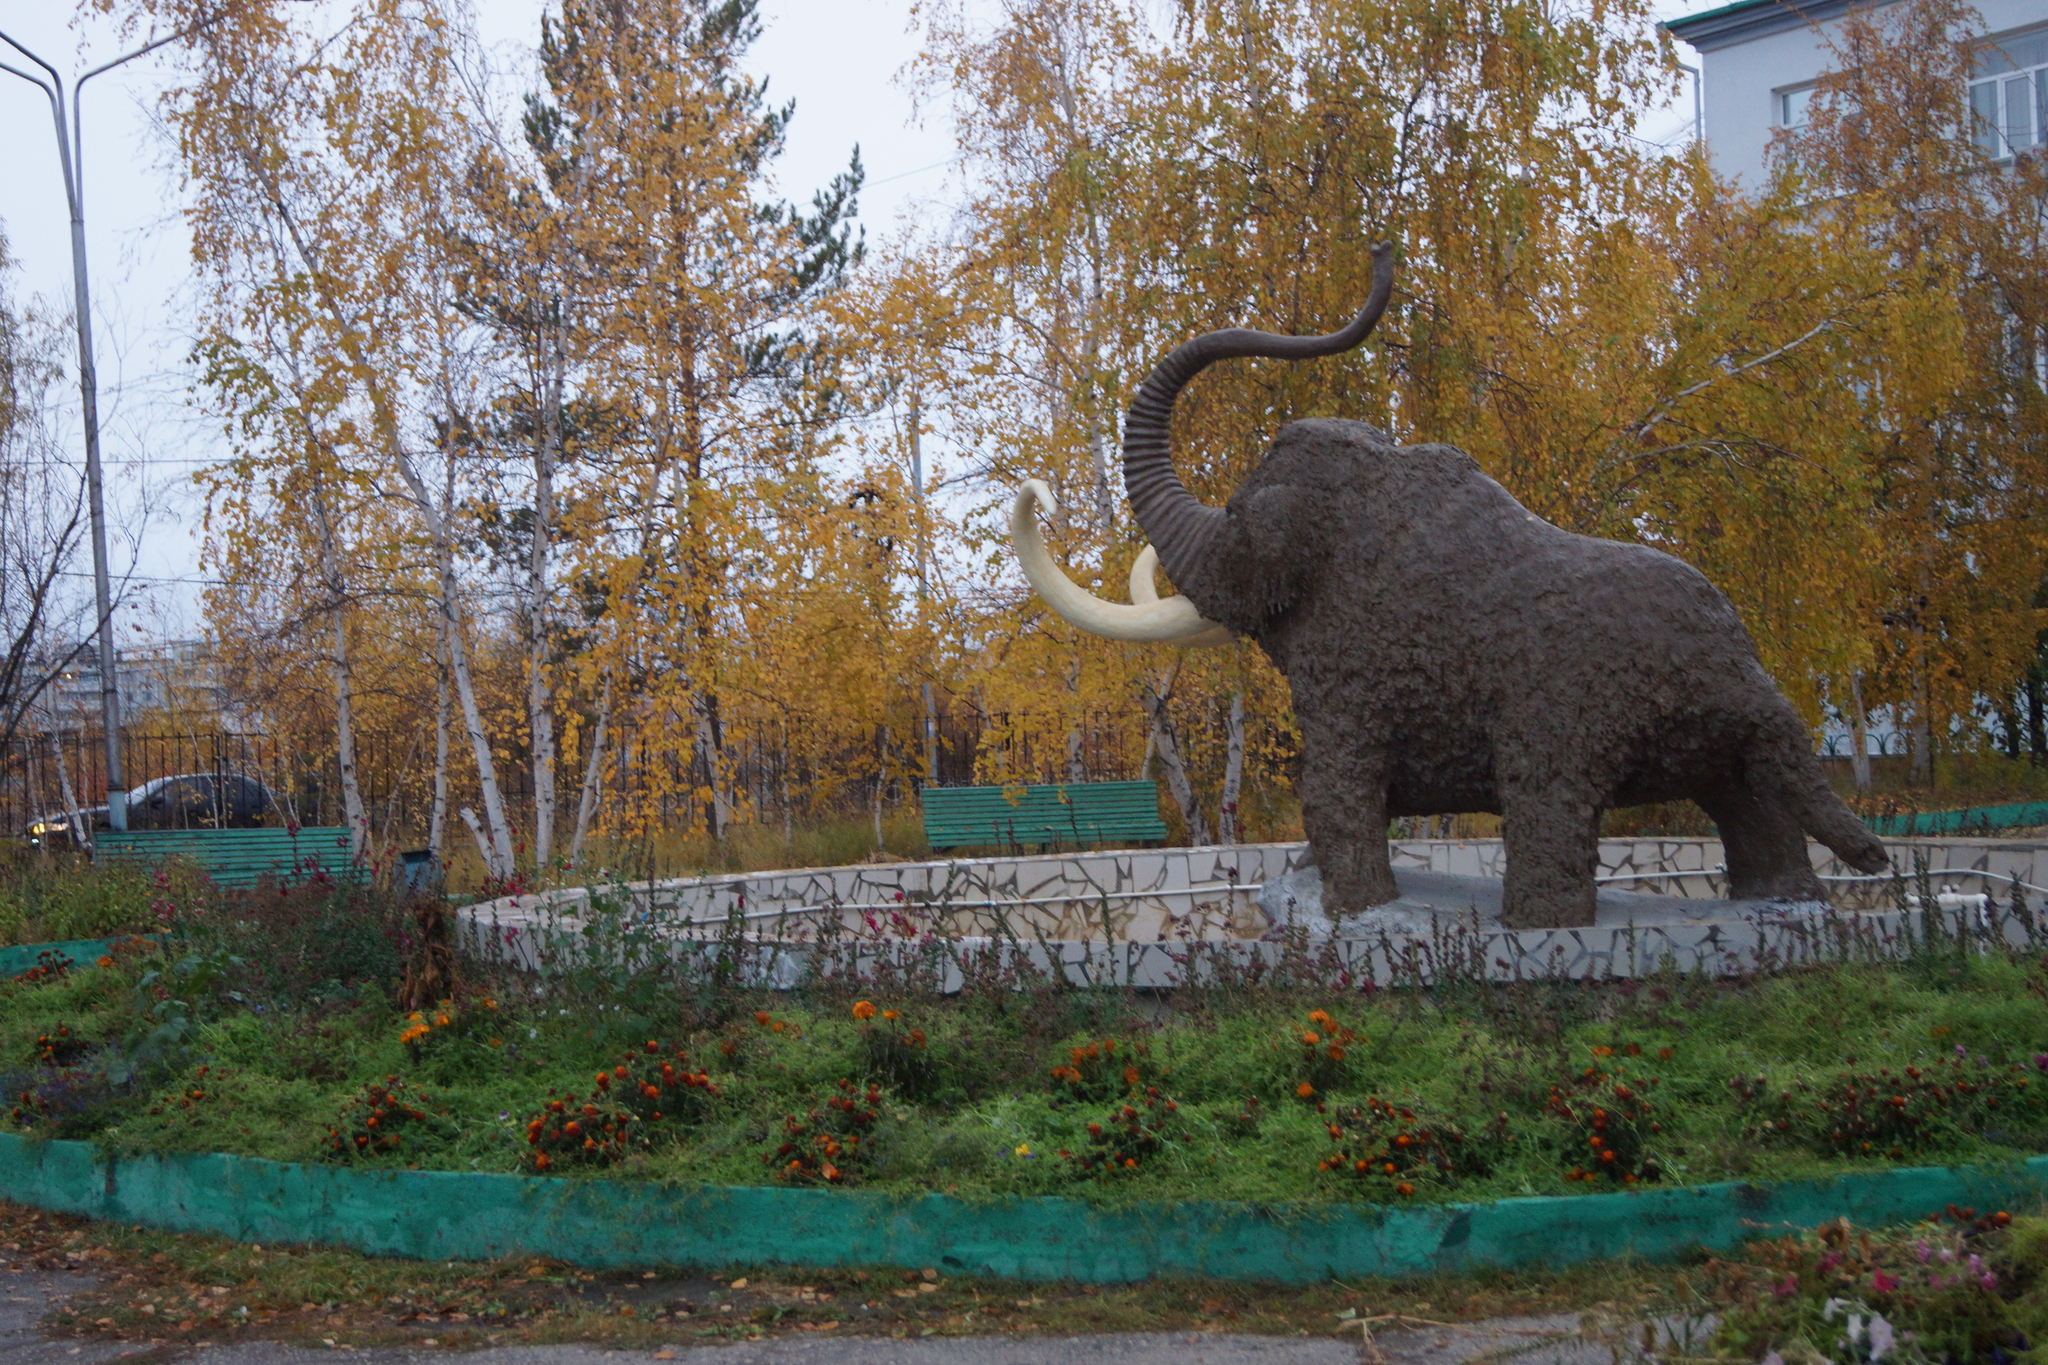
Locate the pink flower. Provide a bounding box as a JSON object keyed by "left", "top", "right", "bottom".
{"left": 1774, "top": 1275, "right": 1800, "bottom": 1297}
{"left": 1872, "top": 1270, "right": 1899, "bottom": 1293}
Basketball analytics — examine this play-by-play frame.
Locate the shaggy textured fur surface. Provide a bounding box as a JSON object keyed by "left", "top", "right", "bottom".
{"left": 1121, "top": 251, "right": 1888, "bottom": 928}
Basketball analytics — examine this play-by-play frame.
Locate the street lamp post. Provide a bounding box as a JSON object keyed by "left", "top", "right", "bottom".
{"left": 1, "top": 22, "right": 212, "bottom": 832}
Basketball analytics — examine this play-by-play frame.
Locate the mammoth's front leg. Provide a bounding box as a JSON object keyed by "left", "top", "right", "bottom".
{"left": 1498, "top": 774, "right": 1601, "bottom": 929}
{"left": 1298, "top": 730, "right": 1399, "bottom": 912}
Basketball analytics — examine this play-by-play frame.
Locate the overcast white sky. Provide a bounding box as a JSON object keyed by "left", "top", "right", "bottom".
{"left": 0, "top": 0, "right": 1702, "bottom": 645}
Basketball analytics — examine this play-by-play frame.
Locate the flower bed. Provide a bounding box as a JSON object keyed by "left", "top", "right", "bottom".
{"left": 7, "top": 867, "right": 2048, "bottom": 1267}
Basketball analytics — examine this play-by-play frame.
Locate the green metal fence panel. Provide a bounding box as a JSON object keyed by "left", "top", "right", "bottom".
{"left": 1870, "top": 803, "right": 2048, "bottom": 837}
{"left": 921, "top": 782, "right": 1168, "bottom": 850}
{"left": 94, "top": 828, "right": 359, "bottom": 888}
{"left": 2, "top": 1133, "right": 2044, "bottom": 1282}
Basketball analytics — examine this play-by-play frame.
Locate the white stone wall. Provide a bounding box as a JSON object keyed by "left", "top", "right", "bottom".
{"left": 458, "top": 836, "right": 2048, "bottom": 982}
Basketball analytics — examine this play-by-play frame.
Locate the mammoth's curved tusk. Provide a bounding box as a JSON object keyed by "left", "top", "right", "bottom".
{"left": 1128, "top": 545, "right": 1235, "bottom": 648}
{"left": 1011, "top": 480, "right": 1230, "bottom": 644}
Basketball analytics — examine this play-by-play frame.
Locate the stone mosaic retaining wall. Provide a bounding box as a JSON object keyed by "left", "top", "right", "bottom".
{"left": 455, "top": 837, "right": 2048, "bottom": 986}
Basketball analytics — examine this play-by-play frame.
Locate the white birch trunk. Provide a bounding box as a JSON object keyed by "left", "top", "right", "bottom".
{"left": 458, "top": 806, "right": 497, "bottom": 875}
{"left": 692, "top": 693, "right": 733, "bottom": 839}
{"left": 429, "top": 627, "right": 450, "bottom": 857}
{"left": 569, "top": 677, "right": 611, "bottom": 867}
{"left": 1218, "top": 693, "right": 1244, "bottom": 846}
{"left": 391, "top": 447, "right": 517, "bottom": 880}
{"left": 528, "top": 339, "right": 561, "bottom": 866}
{"left": 309, "top": 485, "right": 368, "bottom": 860}
{"left": 50, "top": 730, "right": 89, "bottom": 857}
{"left": 1141, "top": 669, "right": 1210, "bottom": 846}
{"left": 1848, "top": 667, "right": 1873, "bottom": 792}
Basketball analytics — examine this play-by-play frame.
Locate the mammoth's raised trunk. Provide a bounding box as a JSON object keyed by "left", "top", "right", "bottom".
{"left": 1121, "top": 243, "right": 1398, "bottom": 590}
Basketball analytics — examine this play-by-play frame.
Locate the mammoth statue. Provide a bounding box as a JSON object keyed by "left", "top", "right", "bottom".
{"left": 1012, "top": 244, "right": 1889, "bottom": 928}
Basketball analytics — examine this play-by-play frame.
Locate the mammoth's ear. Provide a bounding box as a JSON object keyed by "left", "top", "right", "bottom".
{"left": 1210, "top": 482, "right": 1323, "bottom": 631}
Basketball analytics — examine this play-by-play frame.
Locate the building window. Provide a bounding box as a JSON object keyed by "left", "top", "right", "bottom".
{"left": 1778, "top": 83, "right": 1814, "bottom": 128}
{"left": 1972, "top": 27, "right": 2048, "bottom": 158}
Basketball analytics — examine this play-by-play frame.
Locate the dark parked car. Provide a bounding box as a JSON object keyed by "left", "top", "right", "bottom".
{"left": 27, "top": 773, "right": 276, "bottom": 847}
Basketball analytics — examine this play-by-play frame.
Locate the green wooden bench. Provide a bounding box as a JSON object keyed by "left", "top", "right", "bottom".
{"left": 95, "top": 828, "right": 361, "bottom": 888}
{"left": 920, "top": 781, "right": 1168, "bottom": 851}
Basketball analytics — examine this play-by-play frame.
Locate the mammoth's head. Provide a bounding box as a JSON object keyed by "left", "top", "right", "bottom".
{"left": 1011, "top": 244, "right": 1395, "bottom": 646}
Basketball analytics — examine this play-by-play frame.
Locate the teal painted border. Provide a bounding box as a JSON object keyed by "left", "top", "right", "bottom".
{"left": 3, "top": 1133, "right": 2044, "bottom": 1283}
{"left": 0, "top": 935, "right": 162, "bottom": 979}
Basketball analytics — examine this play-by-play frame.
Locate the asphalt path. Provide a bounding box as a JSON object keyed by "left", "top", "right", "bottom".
{"left": 5, "top": 1264, "right": 1692, "bottom": 1365}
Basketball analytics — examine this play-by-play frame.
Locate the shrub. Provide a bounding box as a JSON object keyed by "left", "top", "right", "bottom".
{"left": 1319, "top": 1095, "right": 1511, "bottom": 1197}
{"left": 1293, "top": 1007, "right": 1365, "bottom": 1097}
{"left": 31, "top": 1025, "right": 91, "bottom": 1067}
{"left": 592, "top": 1040, "right": 723, "bottom": 1127}
{"left": 854, "top": 1002, "right": 940, "bottom": 1098}
{"left": 524, "top": 1091, "right": 639, "bottom": 1172}
{"left": 1064, "top": 1087, "right": 1189, "bottom": 1176}
{"left": 1705, "top": 1213, "right": 2029, "bottom": 1365}
{"left": 323, "top": 1076, "right": 450, "bottom": 1161}
{"left": 5, "top": 1064, "right": 124, "bottom": 1136}
{"left": 1732, "top": 1054, "right": 2047, "bottom": 1161}
{"left": 765, "top": 1078, "right": 885, "bottom": 1184}
{"left": 1549, "top": 1051, "right": 1665, "bottom": 1184}
{"left": 10, "top": 951, "right": 74, "bottom": 986}
{"left": 1047, "top": 1036, "right": 1154, "bottom": 1104}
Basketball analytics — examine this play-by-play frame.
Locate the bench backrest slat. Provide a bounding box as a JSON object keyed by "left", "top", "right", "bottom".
{"left": 96, "top": 828, "right": 360, "bottom": 888}
{"left": 921, "top": 781, "right": 1167, "bottom": 850}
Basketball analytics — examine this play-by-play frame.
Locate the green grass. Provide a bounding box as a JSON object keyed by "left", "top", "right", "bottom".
{"left": 8, "top": 877, "right": 2048, "bottom": 1212}
{"left": 0, "top": 852, "right": 192, "bottom": 948}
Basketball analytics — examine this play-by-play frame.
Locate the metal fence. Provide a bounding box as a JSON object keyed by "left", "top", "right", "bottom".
{"left": 0, "top": 710, "right": 1165, "bottom": 842}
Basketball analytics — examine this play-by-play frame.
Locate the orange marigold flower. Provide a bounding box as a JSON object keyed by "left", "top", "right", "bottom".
{"left": 1397, "top": 1182, "right": 1415, "bottom": 1196}
{"left": 1124, "top": 1158, "right": 1137, "bottom": 1169}
{"left": 1308, "top": 1010, "right": 1332, "bottom": 1027}
{"left": 1303, "top": 1031, "right": 1320, "bottom": 1045}
{"left": 882, "top": 1009, "right": 899, "bottom": 1021}
{"left": 772, "top": 1021, "right": 786, "bottom": 1033}
{"left": 853, "top": 1001, "right": 877, "bottom": 1021}
{"left": 910, "top": 1029, "right": 927, "bottom": 1047}
{"left": 534, "top": 1153, "right": 551, "bottom": 1170}
{"left": 95, "top": 955, "right": 114, "bottom": 968}
{"left": 1328, "top": 1047, "right": 1346, "bottom": 1062}
{"left": 755, "top": 1011, "right": 773, "bottom": 1027}
{"left": 1297, "top": 1082, "right": 1315, "bottom": 1098}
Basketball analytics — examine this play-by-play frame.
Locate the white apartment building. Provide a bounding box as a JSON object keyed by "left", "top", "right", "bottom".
{"left": 1665, "top": 0, "right": 2048, "bottom": 190}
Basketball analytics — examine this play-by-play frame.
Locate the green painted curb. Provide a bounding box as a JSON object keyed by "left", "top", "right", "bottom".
{"left": 0, "top": 935, "right": 162, "bottom": 979}
{"left": 3, "top": 1132, "right": 2045, "bottom": 1283}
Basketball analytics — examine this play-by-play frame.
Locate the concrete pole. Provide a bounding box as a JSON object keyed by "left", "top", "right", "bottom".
{"left": 1, "top": 25, "right": 209, "bottom": 830}
{"left": 909, "top": 396, "right": 937, "bottom": 784}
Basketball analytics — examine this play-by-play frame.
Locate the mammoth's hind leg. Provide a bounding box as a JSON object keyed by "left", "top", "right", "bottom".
{"left": 1695, "top": 783, "right": 1827, "bottom": 902}
{"left": 1298, "top": 736, "right": 1398, "bottom": 912}
{"left": 1498, "top": 777, "right": 1600, "bottom": 929}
